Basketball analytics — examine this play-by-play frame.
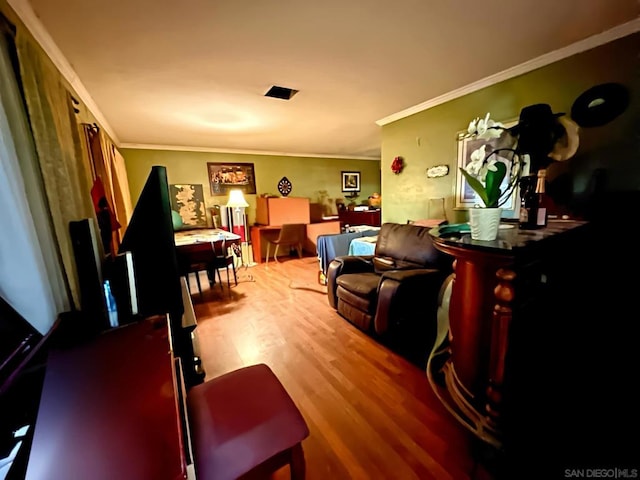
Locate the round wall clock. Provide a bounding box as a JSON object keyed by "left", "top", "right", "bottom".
{"left": 277, "top": 176, "right": 292, "bottom": 196}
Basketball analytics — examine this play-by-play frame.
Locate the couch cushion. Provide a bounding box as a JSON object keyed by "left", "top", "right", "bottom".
{"left": 336, "top": 272, "right": 380, "bottom": 299}
{"left": 374, "top": 223, "right": 442, "bottom": 272}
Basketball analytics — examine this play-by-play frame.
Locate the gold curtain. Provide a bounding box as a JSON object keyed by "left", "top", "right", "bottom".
{"left": 83, "top": 124, "right": 133, "bottom": 251}
{"left": 15, "top": 30, "right": 95, "bottom": 309}
{"left": 110, "top": 145, "right": 133, "bottom": 236}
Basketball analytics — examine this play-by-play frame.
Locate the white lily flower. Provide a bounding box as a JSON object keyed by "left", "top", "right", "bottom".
{"left": 475, "top": 113, "right": 490, "bottom": 137}
{"left": 470, "top": 145, "right": 486, "bottom": 163}
{"left": 477, "top": 115, "right": 505, "bottom": 140}
{"left": 466, "top": 145, "right": 486, "bottom": 175}
{"left": 467, "top": 117, "right": 480, "bottom": 136}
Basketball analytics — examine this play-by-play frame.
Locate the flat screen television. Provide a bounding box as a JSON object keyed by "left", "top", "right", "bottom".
{"left": 119, "top": 165, "right": 183, "bottom": 319}
{"left": 117, "top": 166, "right": 198, "bottom": 384}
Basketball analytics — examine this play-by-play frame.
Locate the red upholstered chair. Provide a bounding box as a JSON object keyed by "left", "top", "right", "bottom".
{"left": 187, "top": 363, "right": 310, "bottom": 480}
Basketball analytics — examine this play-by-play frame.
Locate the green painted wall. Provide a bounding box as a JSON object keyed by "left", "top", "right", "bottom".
{"left": 121, "top": 148, "right": 381, "bottom": 225}
{"left": 381, "top": 33, "right": 639, "bottom": 224}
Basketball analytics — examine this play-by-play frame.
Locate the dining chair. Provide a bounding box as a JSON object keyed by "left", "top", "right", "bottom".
{"left": 265, "top": 223, "right": 306, "bottom": 264}
{"left": 209, "top": 237, "right": 237, "bottom": 294}
{"left": 176, "top": 242, "right": 215, "bottom": 297}
{"left": 176, "top": 239, "right": 237, "bottom": 297}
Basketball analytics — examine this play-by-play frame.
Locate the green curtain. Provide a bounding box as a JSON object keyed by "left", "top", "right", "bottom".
{"left": 0, "top": 15, "right": 70, "bottom": 332}
{"left": 15, "top": 30, "right": 95, "bottom": 309}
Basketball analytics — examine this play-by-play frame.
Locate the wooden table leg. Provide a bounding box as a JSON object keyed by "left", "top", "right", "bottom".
{"left": 250, "top": 226, "right": 263, "bottom": 264}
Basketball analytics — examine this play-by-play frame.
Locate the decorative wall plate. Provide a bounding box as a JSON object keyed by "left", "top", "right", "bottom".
{"left": 277, "top": 176, "right": 292, "bottom": 196}
{"left": 426, "top": 164, "right": 449, "bottom": 178}
{"left": 571, "top": 83, "right": 629, "bottom": 127}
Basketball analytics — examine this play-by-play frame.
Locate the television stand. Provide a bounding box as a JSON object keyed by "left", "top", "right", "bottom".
{"left": 25, "top": 315, "right": 194, "bottom": 480}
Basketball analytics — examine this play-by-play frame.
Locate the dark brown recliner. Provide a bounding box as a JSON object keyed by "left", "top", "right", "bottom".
{"left": 327, "top": 222, "right": 451, "bottom": 336}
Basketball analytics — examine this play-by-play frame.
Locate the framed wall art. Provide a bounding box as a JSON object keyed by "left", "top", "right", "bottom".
{"left": 207, "top": 162, "right": 257, "bottom": 196}
{"left": 169, "top": 184, "right": 206, "bottom": 227}
{"left": 455, "top": 120, "right": 519, "bottom": 212}
{"left": 341, "top": 171, "right": 360, "bottom": 193}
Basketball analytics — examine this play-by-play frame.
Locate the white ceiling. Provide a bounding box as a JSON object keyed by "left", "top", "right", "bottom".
{"left": 12, "top": 0, "right": 640, "bottom": 159}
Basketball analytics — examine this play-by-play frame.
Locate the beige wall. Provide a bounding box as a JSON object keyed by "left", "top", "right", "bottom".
{"left": 121, "top": 148, "right": 381, "bottom": 225}
{"left": 380, "top": 33, "right": 639, "bottom": 224}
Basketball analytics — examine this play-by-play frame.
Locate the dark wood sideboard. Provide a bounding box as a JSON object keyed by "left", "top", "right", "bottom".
{"left": 338, "top": 209, "right": 381, "bottom": 229}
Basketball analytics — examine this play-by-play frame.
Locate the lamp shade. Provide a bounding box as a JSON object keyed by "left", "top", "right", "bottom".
{"left": 226, "top": 189, "right": 249, "bottom": 208}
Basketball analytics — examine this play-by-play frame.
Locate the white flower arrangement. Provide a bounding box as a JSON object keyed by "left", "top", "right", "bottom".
{"left": 459, "top": 113, "right": 523, "bottom": 208}
{"left": 465, "top": 113, "right": 505, "bottom": 140}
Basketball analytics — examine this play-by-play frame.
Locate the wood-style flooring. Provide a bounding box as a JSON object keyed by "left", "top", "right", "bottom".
{"left": 188, "top": 255, "right": 495, "bottom": 480}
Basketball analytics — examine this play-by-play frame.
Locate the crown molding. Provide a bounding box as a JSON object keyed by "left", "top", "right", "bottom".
{"left": 8, "top": 0, "right": 119, "bottom": 143}
{"left": 119, "top": 143, "right": 381, "bottom": 161}
{"left": 376, "top": 18, "right": 640, "bottom": 126}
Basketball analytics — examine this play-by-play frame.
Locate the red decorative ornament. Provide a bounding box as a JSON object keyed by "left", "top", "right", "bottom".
{"left": 391, "top": 156, "right": 404, "bottom": 174}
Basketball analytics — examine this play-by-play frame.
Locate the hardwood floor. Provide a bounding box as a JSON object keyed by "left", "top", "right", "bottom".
{"left": 189, "top": 255, "right": 495, "bottom": 480}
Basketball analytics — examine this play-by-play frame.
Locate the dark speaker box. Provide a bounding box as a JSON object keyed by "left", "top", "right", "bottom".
{"left": 69, "top": 218, "right": 109, "bottom": 331}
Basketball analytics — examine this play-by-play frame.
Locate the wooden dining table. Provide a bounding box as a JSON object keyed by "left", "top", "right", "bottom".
{"left": 174, "top": 228, "right": 241, "bottom": 249}
{"left": 174, "top": 229, "right": 243, "bottom": 289}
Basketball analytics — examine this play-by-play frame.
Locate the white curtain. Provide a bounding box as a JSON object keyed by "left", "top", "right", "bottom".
{"left": 0, "top": 31, "right": 69, "bottom": 334}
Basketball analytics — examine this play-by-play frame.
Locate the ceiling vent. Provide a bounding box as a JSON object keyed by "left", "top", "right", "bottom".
{"left": 264, "top": 85, "right": 298, "bottom": 100}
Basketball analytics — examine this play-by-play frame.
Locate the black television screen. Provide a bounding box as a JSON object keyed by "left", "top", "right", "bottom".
{"left": 118, "top": 165, "right": 202, "bottom": 386}
{"left": 119, "top": 166, "right": 183, "bottom": 320}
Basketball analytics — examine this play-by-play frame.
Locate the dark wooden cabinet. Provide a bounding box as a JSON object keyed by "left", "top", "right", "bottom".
{"left": 25, "top": 315, "right": 194, "bottom": 480}
{"left": 338, "top": 209, "right": 381, "bottom": 228}
{"left": 428, "top": 221, "right": 589, "bottom": 443}
{"left": 427, "top": 219, "right": 639, "bottom": 476}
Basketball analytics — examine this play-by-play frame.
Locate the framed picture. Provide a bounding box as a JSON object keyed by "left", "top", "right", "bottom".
{"left": 455, "top": 120, "right": 519, "bottom": 211}
{"left": 169, "top": 184, "right": 207, "bottom": 227}
{"left": 207, "top": 162, "right": 256, "bottom": 196}
{"left": 341, "top": 171, "right": 360, "bottom": 193}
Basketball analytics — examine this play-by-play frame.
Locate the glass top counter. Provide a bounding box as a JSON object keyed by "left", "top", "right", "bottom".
{"left": 429, "top": 219, "right": 589, "bottom": 255}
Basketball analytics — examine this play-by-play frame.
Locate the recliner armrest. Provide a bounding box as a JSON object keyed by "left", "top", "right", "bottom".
{"left": 326, "top": 255, "right": 374, "bottom": 308}
{"left": 374, "top": 268, "right": 449, "bottom": 335}
{"left": 379, "top": 268, "right": 442, "bottom": 283}
{"left": 334, "top": 255, "right": 374, "bottom": 272}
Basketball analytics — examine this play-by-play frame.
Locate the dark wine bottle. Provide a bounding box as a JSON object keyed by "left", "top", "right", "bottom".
{"left": 535, "top": 168, "right": 548, "bottom": 228}
{"left": 518, "top": 174, "right": 539, "bottom": 230}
